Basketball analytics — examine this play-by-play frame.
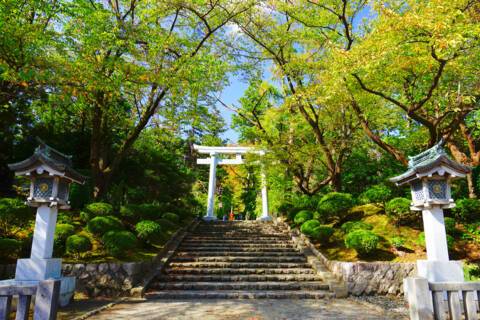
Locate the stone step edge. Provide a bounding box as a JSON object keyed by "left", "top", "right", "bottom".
{"left": 145, "top": 290, "right": 335, "bottom": 299}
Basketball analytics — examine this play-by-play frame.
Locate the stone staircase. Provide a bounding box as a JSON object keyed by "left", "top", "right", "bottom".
{"left": 146, "top": 221, "right": 342, "bottom": 299}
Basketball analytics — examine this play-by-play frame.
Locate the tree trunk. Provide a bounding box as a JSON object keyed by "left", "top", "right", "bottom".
{"left": 467, "top": 172, "right": 477, "bottom": 199}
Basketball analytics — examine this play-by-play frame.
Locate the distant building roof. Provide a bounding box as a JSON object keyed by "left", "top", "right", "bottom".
{"left": 390, "top": 139, "right": 470, "bottom": 186}
{"left": 8, "top": 138, "right": 86, "bottom": 184}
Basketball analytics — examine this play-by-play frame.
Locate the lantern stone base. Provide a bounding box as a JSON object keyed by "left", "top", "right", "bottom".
{"left": 257, "top": 216, "right": 272, "bottom": 221}
{"left": 0, "top": 277, "right": 75, "bottom": 307}
{"left": 416, "top": 260, "right": 464, "bottom": 282}
{"left": 203, "top": 216, "right": 217, "bottom": 221}
{"left": 10, "top": 258, "right": 76, "bottom": 306}
{"left": 15, "top": 258, "right": 62, "bottom": 280}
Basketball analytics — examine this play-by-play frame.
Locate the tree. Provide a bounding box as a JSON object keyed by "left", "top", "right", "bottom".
{"left": 345, "top": 0, "right": 480, "bottom": 196}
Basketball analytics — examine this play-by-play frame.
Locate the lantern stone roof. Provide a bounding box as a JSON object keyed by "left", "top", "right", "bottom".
{"left": 8, "top": 138, "right": 86, "bottom": 184}
{"left": 390, "top": 139, "right": 471, "bottom": 186}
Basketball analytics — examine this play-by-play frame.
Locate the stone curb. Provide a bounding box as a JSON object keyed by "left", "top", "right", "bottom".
{"left": 71, "top": 297, "right": 128, "bottom": 320}
{"left": 130, "top": 218, "right": 201, "bottom": 297}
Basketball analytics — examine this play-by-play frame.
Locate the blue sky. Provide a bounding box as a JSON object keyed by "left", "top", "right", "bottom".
{"left": 217, "top": 75, "right": 248, "bottom": 143}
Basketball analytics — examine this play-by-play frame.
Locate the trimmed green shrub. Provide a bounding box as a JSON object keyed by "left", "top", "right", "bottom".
{"left": 66, "top": 235, "right": 92, "bottom": 258}
{"left": 119, "top": 205, "right": 136, "bottom": 222}
{"left": 0, "top": 198, "right": 32, "bottom": 235}
{"left": 310, "top": 225, "right": 334, "bottom": 242}
{"left": 340, "top": 221, "right": 373, "bottom": 233}
{"left": 345, "top": 230, "right": 379, "bottom": 255}
{"left": 102, "top": 230, "right": 137, "bottom": 258}
{"left": 390, "top": 236, "right": 405, "bottom": 248}
{"left": 55, "top": 224, "right": 75, "bottom": 241}
{"left": 317, "top": 192, "right": 356, "bottom": 222}
{"left": 452, "top": 199, "right": 480, "bottom": 223}
{"left": 79, "top": 211, "right": 92, "bottom": 223}
{"left": 157, "top": 218, "right": 178, "bottom": 231}
{"left": 359, "top": 184, "right": 392, "bottom": 205}
{"left": 87, "top": 216, "right": 123, "bottom": 236}
{"left": 53, "top": 223, "right": 76, "bottom": 256}
{"left": 386, "top": 197, "right": 417, "bottom": 225}
{"left": 137, "top": 204, "right": 163, "bottom": 220}
{"left": 447, "top": 235, "right": 455, "bottom": 250}
{"left": 85, "top": 202, "right": 113, "bottom": 217}
{"left": 277, "top": 203, "right": 294, "bottom": 217}
{"left": 287, "top": 208, "right": 300, "bottom": 222}
{"left": 57, "top": 213, "right": 74, "bottom": 224}
{"left": 294, "top": 210, "right": 313, "bottom": 225}
{"left": 0, "top": 238, "right": 22, "bottom": 259}
{"left": 417, "top": 232, "right": 425, "bottom": 247}
{"left": 444, "top": 217, "right": 457, "bottom": 235}
{"left": 163, "top": 212, "right": 180, "bottom": 224}
{"left": 135, "top": 220, "right": 164, "bottom": 244}
{"left": 300, "top": 220, "right": 321, "bottom": 235}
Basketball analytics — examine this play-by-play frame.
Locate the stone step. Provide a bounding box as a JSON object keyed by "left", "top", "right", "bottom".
{"left": 171, "top": 256, "right": 307, "bottom": 263}
{"left": 191, "top": 232, "right": 287, "bottom": 236}
{"left": 175, "top": 251, "right": 302, "bottom": 257}
{"left": 146, "top": 290, "right": 334, "bottom": 299}
{"left": 183, "top": 239, "right": 291, "bottom": 243}
{"left": 165, "top": 268, "right": 317, "bottom": 275}
{"left": 178, "top": 246, "right": 298, "bottom": 255}
{"left": 157, "top": 274, "right": 323, "bottom": 282}
{"left": 149, "top": 281, "right": 330, "bottom": 291}
{"left": 168, "top": 262, "right": 312, "bottom": 269}
{"left": 184, "top": 237, "right": 290, "bottom": 241}
{"left": 179, "top": 243, "right": 296, "bottom": 249}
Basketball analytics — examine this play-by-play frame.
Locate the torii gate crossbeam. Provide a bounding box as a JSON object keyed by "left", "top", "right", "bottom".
{"left": 194, "top": 145, "right": 271, "bottom": 221}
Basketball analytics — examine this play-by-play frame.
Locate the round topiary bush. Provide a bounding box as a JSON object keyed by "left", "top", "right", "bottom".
{"left": 294, "top": 210, "right": 313, "bottom": 225}
{"left": 157, "top": 218, "right": 178, "bottom": 231}
{"left": 310, "top": 225, "right": 334, "bottom": 242}
{"left": 359, "top": 184, "right": 392, "bottom": 205}
{"left": 340, "top": 221, "right": 373, "bottom": 234}
{"left": 444, "top": 217, "right": 457, "bottom": 235}
{"left": 345, "top": 230, "right": 379, "bottom": 255}
{"left": 300, "top": 219, "right": 321, "bottom": 235}
{"left": 102, "top": 230, "right": 137, "bottom": 258}
{"left": 162, "top": 212, "right": 180, "bottom": 224}
{"left": 452, "top": 199, "right": 480, "bottom": 223}
{"left": 119, "top": 205, "right": 136, "bottom": 222}
{"left": 385, "top": 197, "right": 418, "bottom": 225}
{"left": 417, "top": 232, "right": 425, "bottom": 247}
{"left": 55, "top": 224, "right": 75, "bottom": 241}
{"left": 53, "top": 223, "right": 76, "bottom": 256}
{"left": 85, "top": 202, "right": 113, "bottom": 217}
{"left": 135, "top": 220, "right": 165, "bottom": 244}
{"left": 277, "top": 203, "right": 294, "bottom": 217}
{"left": 66, "top": 235, "right": 91, "bottom": 258}
{"left": 87, "top": 216, "right": 123, "bottom": 236}
{"left": 317, "top": 192, "right": 356, "bottom": 222}
{"left": 0, "top": 238, "right": 22, "bottom": 259}
{"left": 137, "top": 204, "right": 163, "bottom": 220}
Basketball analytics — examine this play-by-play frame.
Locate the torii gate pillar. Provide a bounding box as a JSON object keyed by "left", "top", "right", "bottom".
{"left": 204, "top": 152, "right": 218, "bottom": 221}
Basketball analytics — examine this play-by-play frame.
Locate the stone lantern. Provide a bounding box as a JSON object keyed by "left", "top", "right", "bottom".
{"left": 390, "top": 139, "right": 470, "bottom": 282}
{"left": 3, "top": 139, "right": 86, "bottom": 306}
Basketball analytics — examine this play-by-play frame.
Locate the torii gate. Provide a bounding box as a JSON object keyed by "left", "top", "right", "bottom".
{"left": 194, "top": 145, "right": 271, "bottom": 221}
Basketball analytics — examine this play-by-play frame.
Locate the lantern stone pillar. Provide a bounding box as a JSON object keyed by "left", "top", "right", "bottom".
{"left": 390, "top": 139, "right": 470, "bottom": 283}
{"left": 204, "top": 152, "right": 218, "bottom": 221}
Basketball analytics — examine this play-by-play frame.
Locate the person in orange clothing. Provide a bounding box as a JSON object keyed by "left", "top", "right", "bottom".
{"left": 229, "top": 210, "right": 234, "bottom": 221}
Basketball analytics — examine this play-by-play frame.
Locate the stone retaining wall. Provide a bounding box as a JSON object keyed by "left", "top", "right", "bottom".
{"left": 0, "top": 261, "right": 151, "bottom": 297}
{"left": 62, "top": 261, "right": 153, "bottom": 297}
{"left": 277, "top": 219, "right": 417, "bottom": 296}
{"left": 325, "top": 260, "right": 416, "bottom": 296}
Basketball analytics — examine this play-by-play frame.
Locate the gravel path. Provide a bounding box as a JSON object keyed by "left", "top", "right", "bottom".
{"left": 82, "top": 298, "right": 408, "bottom": 320}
